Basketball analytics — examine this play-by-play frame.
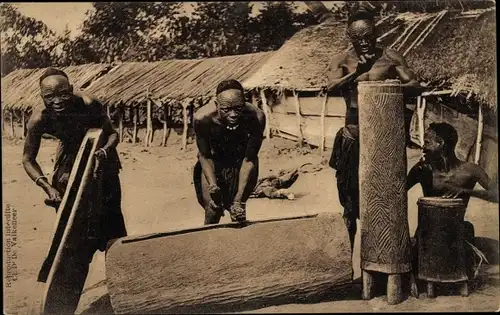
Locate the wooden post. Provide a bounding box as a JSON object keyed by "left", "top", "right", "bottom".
{"left": 145, "top": 96, "right": 152, "bottom": 147}
{"left": 417, "top": 96, "right": 426, "bottom": 147}
{"left": 162, "top": 103, "right": 168, "bottom": 147}
{"left": 21, "top": 110, "right": 26, "bottom": 139}
{"left": 107, "top": 104, "right": 111, "bottom": 118}
{"left": 259, "top": 89, "right": 271, "bottom": 139}
{"left": 474, "top": 105, "right": 484, "bottom": 164}
{"left": 10, "top": 110, "right": 15, "bottom": 138}
{"left": 133, "top": 107, "right": 138, "bottom": 144}
{"left": 292, "top": 90, "right": 304, "bottom": 147}
{"left": 118, "top": 107, "right": 124, "bottom": 143}
{"left": 320, "top": 92, "right": 328, "bottom": 154}
{"left": 182, "top": 100, "right": 189, "bottom": 150}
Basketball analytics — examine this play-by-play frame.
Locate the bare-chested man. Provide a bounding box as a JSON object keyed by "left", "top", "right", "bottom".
{"left": 23, "top": 68, "right": 127, "bottom": 314}
{"left": 407, "top": 122, "right": 498, "bottom": 277}
{"left": 193, "top": 79, "right": 266, "bottom": 224}
{"left": 325, "top": 8, "right": 422, "bottom": 252}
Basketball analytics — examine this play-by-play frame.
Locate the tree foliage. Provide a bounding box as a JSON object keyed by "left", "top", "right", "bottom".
{"left": 0, "top": 3, "right": 59, "bottom": 76}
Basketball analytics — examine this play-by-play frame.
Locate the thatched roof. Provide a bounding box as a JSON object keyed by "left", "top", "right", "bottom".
{"left": 243, "top": 8, "right": 496, "bottom": 108}
{"left": 1, "top": 64, "right": 113, "bottom": 111}
{"left": 85, "top": 52, "right": 272, "bottom": 106}
{"left": 1, "top": 52, "right": 272, "bottom": 111}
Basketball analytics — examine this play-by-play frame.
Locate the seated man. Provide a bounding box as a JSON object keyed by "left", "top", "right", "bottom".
{"left": 407, "top": 122, "right": 498, "bottom": 277}
{"left": 193, "top": 79, "right": 266, "bottom": 224}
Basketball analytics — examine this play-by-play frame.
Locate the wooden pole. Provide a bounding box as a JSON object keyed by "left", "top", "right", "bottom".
{"left": 145, "top": 97, "right": 152, "bottom": 147}
{"left": 417, "top": 96, "right": 426, "bottom": 147}
{"left": 320, "top": 92, "right": 328, "bottom": 154}
{"left": 107, "top": 104, "right": 111, "bottom": 118}
{"left": 292, "top": 90, "right": 304, "bottom": 147}
{"left": 474, "top": 105, "right": 484, "bottom": 164}
{"left": 259, "top": 89, "right": 271, "bottom": 139}
{"left": 21, "top": 110, "right": 26, "bottom": 139}
{"left": 133, "top": 107, "right": 138, "bottom": 144}
{"left": 10, "top": 110, "right": 15, "bottom": 138}
{"left": 162, "top": 103, "right": 168, "bottom": 147}
{"left": 119, "top": 107, "right": 124, "bottom": 143}
{"left": 182, "top": 100, "right": 189, "bottom": 150}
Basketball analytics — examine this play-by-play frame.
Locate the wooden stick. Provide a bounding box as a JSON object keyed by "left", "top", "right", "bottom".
{"left": 412, "top": 11, "right": 447, "bottom": 53}
{"left": 474, "top": 105, "right": 483, "bottom": 164}
{"left": 320, "top": 92, "right": 328, "bottom": 154}
{"left": 162, "top": 103, "right": 168, "bottom": 147}
{"left": 21, "top": 110, "right": 26, "bottom": 139}
{"left": 260, "top": 89, "right": 271, "bottom": 139}
{"left": 10, "top": 110, "right": 15, "bottom": 138}
{"left": 133, "top": 107, "right": 138, "bottom": 144}
{"left": 107, "top": 104, "right": 111, "bottom": 118}
{"left": 146, "top": 97, "right": 152, "bottom": 147}
{"left": 182, "top": 100, "right": 189, "bottom": 150}
{"left": 387, "top": 274, "right": 403, "bottom": 305}
{"left": 397, "top": 17, "right": 424, "bottom": 51}
{"left": 292, "top": 90, "right": 304, "bottom": 147}
{"left": 390, "top": 19, "right": 419, "bottom": 49}
{"left": 118, "top": 107, "right": 124, "bottom": 143}
{"left": 404, "top": 12, "right": 445, "bottom": 56}
{"left": 417, "top": 96, "right": 426, "bottom": 147}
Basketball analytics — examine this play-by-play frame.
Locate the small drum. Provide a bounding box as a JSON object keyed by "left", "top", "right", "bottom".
{"left": 416, "top": 197, "right": 468, "bottom": 283}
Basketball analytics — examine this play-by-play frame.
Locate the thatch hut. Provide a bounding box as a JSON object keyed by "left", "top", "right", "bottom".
{"left": 1, "top": 52, "right": 273, "bottom": 147}
{"left": 242, "top": 8, "right": 497, "bottom": 181}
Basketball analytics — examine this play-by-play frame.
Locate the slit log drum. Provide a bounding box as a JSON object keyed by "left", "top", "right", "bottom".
{"left": 358, "top": 80, "right": 411, "bottom": 304}
{"left": 416, "top": 197, "right": 468, "bottom": 297}
{"left": 105, "top": 213, "right": 352, "bottom": 314}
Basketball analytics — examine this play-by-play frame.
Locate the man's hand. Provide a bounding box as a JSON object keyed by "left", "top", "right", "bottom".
{"left": 442, "top": 184, "right": 468, "bottom": 199}
{"left": 208, "top": 184, "right": 222, "bottom": 210}
{"left": 94, "top": 148, "right": 107, "bottom": 160}
{"left": 230, "top": 201, "right": 246, "bottom": 222}
{"left": 44, "top": 186, "right": 62, "bottom": 207}
{"left": 356, "top": 53, "right": 375, "bottom": 74}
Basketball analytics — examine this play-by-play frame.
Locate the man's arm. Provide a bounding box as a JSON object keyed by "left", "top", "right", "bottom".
{"left": 325, "top": 54, "right": 359, "bottom": 92}
{"left": 22, "top": 111, "right": 61, "bottom": 201}
{"left": 470, "top": 164, "right": 498, "bottom": 203}
{"left": 193, "top": 114, "right": 218, "bottom": 189}
{"left": 386, "top": 49, "right": 421, "bottom": 89}
{"left": 233, "top": 109, "right": 266, "bottom": 203}
{"left": 407, "top": 161, "right": 423, "bottom": 190}
{"left": 87, "top": 97, "right": 119, "bottom": 156}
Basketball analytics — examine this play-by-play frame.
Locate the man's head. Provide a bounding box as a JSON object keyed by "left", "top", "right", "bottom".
{"left": 39, "top": 68, "right": 74, "bottom": 113}
{"left": 423, "top": 122, "right": 458, "bottom": 158}
{"left": 215, "top": 79, "right": 245, "bottom": 129}
{"left": 347, "top": 9, "right": 377, "bottom": 56}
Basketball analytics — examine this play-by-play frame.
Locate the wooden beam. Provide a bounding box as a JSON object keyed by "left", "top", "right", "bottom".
{"left": 292, "top": 90, "right": 304, "bottom": 147}
{"left": 474, "top": 105, "right": 484, "bottom": 164}
{"left": 320, "top": 92, "right": 328, "bottom": 154}
{"left": 162, "top": 103, "right": 168, "bottom": 147}
{"left": 145, "top": 96, "right": 152, "bottom": 147}
{"left": 133, "top": 107, "right": 138, "bottom": 144}
{"left": 417, "top": 96, "right": 426, "bottom": 147}
{"left": 21, "top": 110, "right": 26, "bottom": 139}
{"left": 10, "top": 110, "right": 15, "bottom": 138}
{"left": 259, "top": 89, "right": 271, "bottom": 139}
{"left": 118, "top": 107, "right": 124, "bottom": 143}
{"left": 182, "top": 100, "right": 189, "bottom": 151}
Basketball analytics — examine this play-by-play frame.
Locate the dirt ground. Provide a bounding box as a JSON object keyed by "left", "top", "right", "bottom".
{"left": 2, "top": 134, "right": 499, "bottom": 314}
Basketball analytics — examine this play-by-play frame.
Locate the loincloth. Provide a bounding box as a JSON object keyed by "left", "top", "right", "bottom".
{"left": 329, "top": 127, "right": 360, "bottom": 219}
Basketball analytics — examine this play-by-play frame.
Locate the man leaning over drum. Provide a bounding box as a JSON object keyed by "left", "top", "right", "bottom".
{"left": 407, "top": 122, "right": 498, "bottom": 276}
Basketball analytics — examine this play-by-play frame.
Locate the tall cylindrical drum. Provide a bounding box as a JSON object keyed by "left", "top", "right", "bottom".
{"left": 417, "top": 197, "right": 468, "bottom": 282}
{"left": 358, "top": 80, "right": 411, "bottom": 274}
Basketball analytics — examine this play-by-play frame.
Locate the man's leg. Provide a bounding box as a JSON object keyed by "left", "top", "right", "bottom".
{"left": 99, "top": 173, "right": 127, "bottom": 252}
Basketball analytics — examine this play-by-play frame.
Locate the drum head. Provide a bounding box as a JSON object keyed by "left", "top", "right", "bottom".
{"left": 417, "top": 197, "right": 466, "bottom": 207}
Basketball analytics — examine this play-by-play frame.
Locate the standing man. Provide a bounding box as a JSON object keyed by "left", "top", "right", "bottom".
{"left": 193, "top": 79, "right": 266, "bottom": 224}
{"left": 22, "top": 68, "right": 127, "bottom": 314}
{"left": 325, "top": 7, "right": 421, "bottom": 252}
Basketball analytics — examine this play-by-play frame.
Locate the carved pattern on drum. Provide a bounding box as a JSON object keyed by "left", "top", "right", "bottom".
{"left": 358, "top": 82, "right": 411, "bottom": 273}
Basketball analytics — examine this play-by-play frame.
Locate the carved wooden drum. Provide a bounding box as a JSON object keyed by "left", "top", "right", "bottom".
{"left": 358, "top": 80, "right": 411, "bottom": 274}
{"left": 416, "top": 197, "right": 468, "bottom": 282}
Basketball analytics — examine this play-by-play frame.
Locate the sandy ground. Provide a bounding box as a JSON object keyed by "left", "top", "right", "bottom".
{"left": 2, "top": 135, "right": 499, "bottom": 314}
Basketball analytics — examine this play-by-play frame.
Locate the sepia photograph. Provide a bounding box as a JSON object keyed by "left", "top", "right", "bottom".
{"left": 1, "top": 1, "right": 498, "bottom": 314}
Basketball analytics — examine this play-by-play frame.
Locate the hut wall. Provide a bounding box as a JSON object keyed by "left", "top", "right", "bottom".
{"left": 269, "top": 94, "right": 346, "bottom": 148}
